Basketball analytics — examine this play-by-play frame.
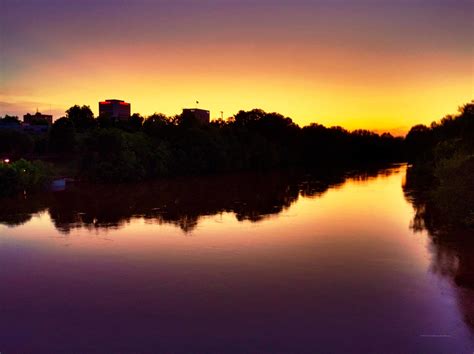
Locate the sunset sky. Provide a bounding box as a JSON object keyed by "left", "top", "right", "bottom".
{"left": 0, "top": 0, "right": 472, "bottom": 134}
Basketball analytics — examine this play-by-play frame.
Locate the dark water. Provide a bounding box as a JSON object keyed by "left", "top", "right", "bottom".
{"left": 0, "top": 165, "right": 473, "bottom": 353}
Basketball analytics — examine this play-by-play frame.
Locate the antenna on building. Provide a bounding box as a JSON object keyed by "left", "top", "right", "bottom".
{"left": 220, "top": 111, "right": 223, "bottom": 119}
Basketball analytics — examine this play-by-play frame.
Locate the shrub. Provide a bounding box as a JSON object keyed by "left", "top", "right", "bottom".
{"left": 0, "top": 159, "right": 51, "bottom": 197}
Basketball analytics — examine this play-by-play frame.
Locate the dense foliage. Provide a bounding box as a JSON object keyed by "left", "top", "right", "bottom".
{"left": 0, "top": 159, "right": 51, "bottom": 197}
{"left": 1, "top": 107, "right": 404, "bottom": 184}
{"left": 404, "top": 102, "right": 474, "bottom": 229}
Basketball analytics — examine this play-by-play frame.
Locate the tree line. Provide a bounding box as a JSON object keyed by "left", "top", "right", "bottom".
{"left": 404, "top": 101, "right": 474, "bottom": 229}
{"left": 0, "top": 105, "right": 404, "bottom": 186}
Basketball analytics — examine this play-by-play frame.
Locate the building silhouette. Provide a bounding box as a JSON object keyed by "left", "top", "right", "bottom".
{"left": 182, "top": 108, "right": 210, "bottom": 125}
{"left": 99, "top": 99, "right": 131, "bottom": 121}
{"left": 23, "top": 112, "right": 53, "bottom": 125}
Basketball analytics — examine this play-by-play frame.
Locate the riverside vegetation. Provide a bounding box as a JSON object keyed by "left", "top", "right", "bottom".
{"left": 404, "top": 102, "right": 474, "bottom": 230}
{"left": 0, "top": 106, "right": 404, "bottom": 186}
{"left": 1, "top": 101, "right": 473, "bottom": 234}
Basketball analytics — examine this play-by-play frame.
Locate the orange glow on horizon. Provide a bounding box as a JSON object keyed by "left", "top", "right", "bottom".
{"left": 2, "top": 39, "right": 471, "bottom": 135}
{"left": 1, "top": 1, "right": 472, "bottom": 135}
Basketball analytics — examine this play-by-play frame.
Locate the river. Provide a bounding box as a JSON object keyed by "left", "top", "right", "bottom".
{"left": 0, "top": 164, "right": 473, "bottom": 353}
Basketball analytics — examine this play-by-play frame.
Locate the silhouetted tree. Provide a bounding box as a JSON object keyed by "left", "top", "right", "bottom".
{"left": 143, "top": 113, "right": 172, "bottom": 139}
{"left": 96, "top": 113, "right": 113, "bottom": 129}
{"left": 129, "top": 113, "right": 144, "bottom": 132}
{"left": 66, "top": 105, "right": 95, "bottom": 131}
{"left": 233, "top": 109, "right": 266, "bottom": 128}
{"left": 405, "top": 125, "right": 433, "bottom": 162}
{"left": 49, "top": 117, "right": 76, "bottom": 152}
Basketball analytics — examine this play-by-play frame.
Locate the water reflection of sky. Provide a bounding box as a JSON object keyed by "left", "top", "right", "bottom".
{"left": 0, "top": 165, "right": 473, "bottom": 353}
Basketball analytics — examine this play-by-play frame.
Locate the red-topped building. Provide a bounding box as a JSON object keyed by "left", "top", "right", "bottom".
{"left": 99, "top": 99, "right": 131, "bottom": 121}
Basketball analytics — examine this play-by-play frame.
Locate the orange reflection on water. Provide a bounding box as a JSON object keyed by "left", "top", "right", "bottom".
{"left": 0, "top": 165, "right": 428, "bottom": 266}
{"left": 0, "top": 165, "right": 472, "bottom": 353}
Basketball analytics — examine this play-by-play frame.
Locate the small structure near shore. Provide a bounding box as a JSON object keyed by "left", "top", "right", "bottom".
{"left": 50, "top": 177, "right": 75, "bottom": 192}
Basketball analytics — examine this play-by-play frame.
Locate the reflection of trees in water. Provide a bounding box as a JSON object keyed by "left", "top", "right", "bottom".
{"left": 0, "top": 195, "right": 48, "bottom": 227}
{"left": 0, "top": 165, "right": 397, "bottom": 234}
{"left": 47, "top": 173, "right": 302, "bottom": 234}
{"left": 403, "top": 166, "right": 474, "bottom": 329}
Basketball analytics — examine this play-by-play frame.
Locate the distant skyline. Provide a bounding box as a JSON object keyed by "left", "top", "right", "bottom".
{"left": 1, "top": 0, "right": 472, "bottom": 134}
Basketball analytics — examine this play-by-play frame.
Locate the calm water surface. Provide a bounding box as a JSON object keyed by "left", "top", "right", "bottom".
{"left": 1, "top": 165, "right": 473, "bottom": 353}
